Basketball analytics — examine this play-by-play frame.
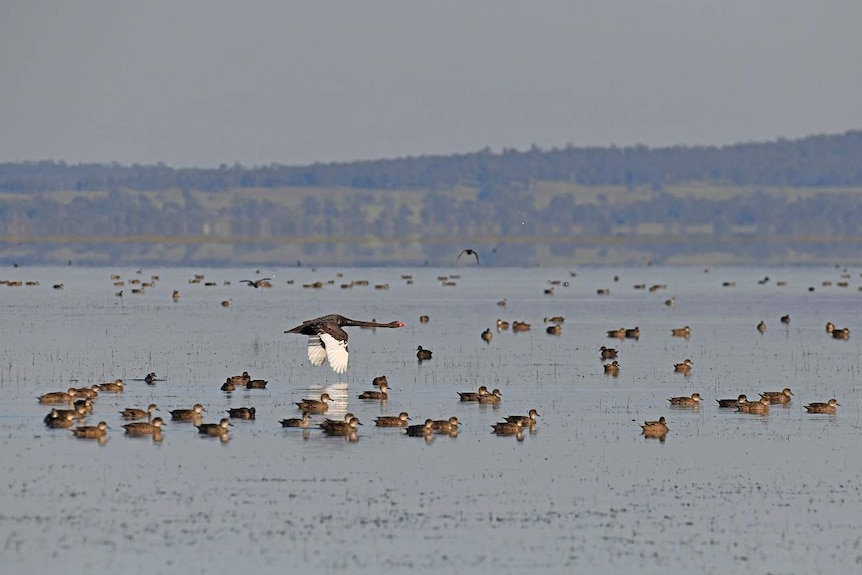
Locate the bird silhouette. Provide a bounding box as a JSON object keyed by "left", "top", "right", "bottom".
{"left": 240, "top": 278, "right": 272, "bottom": 288}
{"left": 457, "top": 249, "right": 479, "bottom": 265}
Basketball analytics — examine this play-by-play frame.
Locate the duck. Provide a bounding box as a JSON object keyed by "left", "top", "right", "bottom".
{"left": 123, "top": 417, "right": 165, "bottom": 435}
{"left": 431, "top": 416, "right": 460, "bottom": 433}
{"left": 491, "top": 420, "right": 523, "bottom": 435}
{"left": 98, "top": 379, "right": 124, "bottom": 393}
{"left": 144, "top": 373, "right": 159, "bottom": 385}
{"left": 416, "top": 346, "right": 433, "bottom": 361}
{"left": 196, "top": 418, "right": 232, "bottom": 436}
{"left": 405, "top": 419, "right": 435, "bottom": 437}
{"left": 319, "top": 413, "right": 356, "bottom": 429}
{"left": 74, "top": 398, "right": 94, "bottom": 414}
{"left": 759, "top": 388, "right": 793, "bottom": 404}
{"left": 599, "top": 346, "right": 618, "bottom": 360}
{"left": 624, "top": 327, "right": 640, "bottom": 339}
{"left": 45, "top": 412, "right": 76, "bottom": 428}
{"left": 737, "top": 398, "right": 770, "bottom": 414}
{"left": 496, "top": 319, "right": 510, "bottom": 331}
{"left": 780, "top": 315, "right": 791, "bottom": 325}
{"left": 670, "top": 326, "right": 691, "bottom": 338}
{"left": 374, "top": 412, "right": 411, "bottom": 427}
{"left": 170, "top": 404, "right": 206, "bottom": 421}
{"left": 640, "top": 416, "right": 669, "bottom": 434}
{"left": 504, "top": 409, "right": 539, "bottom": 427}
{"left": 228, "top": 371, "right": 252, "bottom": 386}
{"left": 544, "top": 316, "right": 565, "bottom": 324}
{"left": 668, "top": 393, "right": 701, "bottom": 407}
{"left": 419, "top": 315, "right": 430, "bottom": 323}
{"left": 477, "top": 389, "right": 502, "bottom": 404}
{"left": 72, "top": 421, "right": 109, "bottom": 439}
{"left": 511, "top": 321, "right": 531, "bottom": 332}
{"left": 545, "top": 324, "right": 562, "bottom": 335}
{"left": 73, "top": 385, "right": 100, "bottom": 399}
{"left": 458, "top": 386, "right": 489, "bottom": 402}
{"left": 756, "top": 321, "right": 767, "bottom": 333}
{"left": 832, "top": 327, "right": 851, "bottom": 340}
{"left": 120, "top": 404, "right": 160, "bottom": 421}
{"left": 673, "top": 359, "right": 694, "bottom": 373}
{"left": 804, "top": 398, "right": 840, "bottom": 414}
{"left": 603, "top": 361, "right": 620, "bottom": 376}
{"left": 295, "top": 393, "right": 333, "bottom": 414}
{"left": 285, "top": 314, "right": 405, "bottom": 374}
{"left": 245, "top": 379, "right": 268, "bottom": 389}
{"left": 320, "top": 416, "right": 362, "bottom": 436}
{"left": 606, "top": 327, "right": 626, "bottom": 339}
{"left": 226, "top": 407, "right": 256, "bottom": 419}
{"left": 826, "top": 321, "right": 836, "bottom": 333}
{"left": 53, "top": 404, "right": 89, "bottom": 420}
{"left": 358, "top": 382, "right": 389, "bottom": 400}
{"left": 280, "top": 413, "right": 311, "bottom": 428}
{"left": 481, "top": 329, "right": 493, "bottom": 343}
{"left": 220, "top": 378, "right": 236, "bottom": 392}
{"left": 37, "top": 388, "right": 78, "bottom": 404}
{"left": 716, "top": 394, "right": 747, "bottom": 408}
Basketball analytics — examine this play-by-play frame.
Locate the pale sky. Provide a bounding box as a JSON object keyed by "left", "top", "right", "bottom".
{"left": 1, "top": 1, "right": 861, "bottom": 168}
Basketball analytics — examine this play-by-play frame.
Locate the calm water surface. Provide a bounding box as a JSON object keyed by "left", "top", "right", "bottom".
{"left": 1, "top": 265, "right": 861, "bottom": 574}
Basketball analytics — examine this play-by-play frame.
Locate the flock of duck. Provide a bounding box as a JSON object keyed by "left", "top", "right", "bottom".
{"left": 40, "top": 380, "right": 235, "bottom": 444}
{"left": 629, "top": 318, "right": 846, "bottom": 441}
{"left": 38, "top": 369, "right": 540, "bottom": 443}
{"left": 30, "top": 266, "right": 857, "bottom": 446}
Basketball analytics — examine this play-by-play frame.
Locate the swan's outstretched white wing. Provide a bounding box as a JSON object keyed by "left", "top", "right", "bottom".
{"left": 319, "top": 332, "right": 349, "bottom": 374}
{"left": 306, "top": 335, "right": 328, "bottom": 367}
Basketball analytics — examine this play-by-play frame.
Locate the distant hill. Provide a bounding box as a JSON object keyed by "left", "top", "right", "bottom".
{"left": 2, "top": 129, "right": 862, "bottom": 192}
{"left": 3, "top": 130, "right": 862, "bottom": 267}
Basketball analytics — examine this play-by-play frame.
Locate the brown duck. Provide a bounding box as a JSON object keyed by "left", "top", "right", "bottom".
{"left": 280, "top": 413, "right": 311, "bottom": 428}
{"left": 668, "top": 393, "right": 701, "bottom": 407}
{"left": 123, "top": 417, "right": 165, "bottom": 435}
{"left": 358, "top": 382, "right": 389, "bottom": 400}
{"left": 72, "top": 421, "right": 109, "bottom": 439}
{"left": 170, "top": 404, "right": 205, "bottom": 421}
{"left": 804, "top": 398, "right": 839, "bottom": 414}
{"left": 716, "top": 394, "right": 747, "bottom": 408}
{"left": 295, "top": 393, "right": 333, "bottom": 414}
{"left": 226, "top": 407, "right": 256, "bottom": 419}
{"left": 374, "top": 412, "right": 411, "bottom": 427}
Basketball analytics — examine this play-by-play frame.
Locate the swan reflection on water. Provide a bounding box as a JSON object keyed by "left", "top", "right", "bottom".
{"left": 305, "top": 381, "right": 350, "bottom": 417}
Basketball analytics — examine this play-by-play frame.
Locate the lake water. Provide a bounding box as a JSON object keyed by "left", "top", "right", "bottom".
{"left": 1, "top": 265, "right": 861, "bottom": 574}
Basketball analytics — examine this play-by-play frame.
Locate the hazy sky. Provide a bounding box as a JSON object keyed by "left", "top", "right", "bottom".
{"left": 2, "top": 1, "right": 861, "bottom": 167}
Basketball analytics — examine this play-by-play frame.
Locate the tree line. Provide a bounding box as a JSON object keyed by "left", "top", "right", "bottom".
{"left": 2, "top": 130, "right": 862, "bottom": 193}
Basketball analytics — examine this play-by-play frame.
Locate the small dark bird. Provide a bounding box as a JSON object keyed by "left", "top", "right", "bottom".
{"left": 226, "top": 407, "right": 256, "bottom": 419}
{"left": 599, "top": 346, "right": 618, "bottom": 360}
{"left": 240, "top": 278, "right": 272, "bottom": 288}
{"left": 416, "top": 346, "right": 433, "bottom": 361}
{"left": 481, "top": 329, "right": 493, "bottom": 343}
{"left": 457, "top": 249, "right": 480, "bottom": 265}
